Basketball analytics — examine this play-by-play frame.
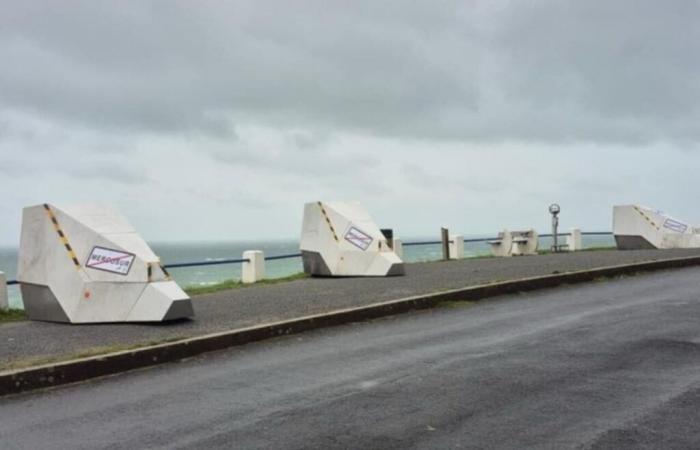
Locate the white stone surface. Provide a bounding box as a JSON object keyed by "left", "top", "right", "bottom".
{"left": 300, "top": 201, "right": 404, "bottom": 276}
{"left": 488, "top": 230, "right": 513, "bottom": 257}
{"left": 16, "top": 203, "right": 193, "bottom": 323}
{"left": 613, "top": 205, "right": 700, "bottom": 250}
{"left": 0, "top": 272, "right": 7, "bottom": 311}
{"left": 449, "top": 235, "right": 464, "bottom": 260}
{"left": 567, "top": 228, "right": 583, "bottom": 251}
{"left": 511, "top": 229, "right": 539, "bottom": 256}
{"left": 125, "top": 281, "right": 190, "bottom": 322}
{"left": 242, "top": 250, "right": 266, "bottom": 284}
{"left": 393, "top": 238, "right": 404, "bottom": 259}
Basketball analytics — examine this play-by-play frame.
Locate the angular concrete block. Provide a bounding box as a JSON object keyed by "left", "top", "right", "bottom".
{"left": 614, "top": 205, "right": 700, "bottom": 250}
{"left": 16, "top": 203, "right": 193, "bottom": 323}
{"left": 449, "top": 235, "right": 464, "bottom": 260}
{"left": 300, "top": 201, "right": 404, "bottom": 277}
{"left": 242, "top": 250, "right": 265, "bottom": 284}
{"left": 0, "top": 272, "right": 7, "bottom": 311}
{"left": 567, "top": 228, "right": 582, "bottom": 251}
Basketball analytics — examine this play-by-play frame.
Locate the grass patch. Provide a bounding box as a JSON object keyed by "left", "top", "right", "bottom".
{"left": 538, "top": 246, "right": 616, "bottom": 255}
{"left": 464, "top": 254, "right": 496, "bottom": 260}
{"left": 185, "top": 272, "right": 309, "bottom": 296}
{"left": 0, "top": 309, "right": 26, "bottom": 323}
{"left": 438, "top": 300, "right": 476, "bottom": 309}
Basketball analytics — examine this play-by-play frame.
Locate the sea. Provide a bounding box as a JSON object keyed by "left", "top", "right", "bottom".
{"left": 0, "top": 234, "right": 614, "bottom": 309}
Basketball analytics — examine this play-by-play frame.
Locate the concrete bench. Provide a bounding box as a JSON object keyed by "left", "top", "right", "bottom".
{"left": 511, "top": 229, "right": 539, "bottom": 256}
{"left": 488, "top": 230, "right": 513, "bottom": 257}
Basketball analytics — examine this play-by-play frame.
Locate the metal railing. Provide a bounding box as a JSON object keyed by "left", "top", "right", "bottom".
{"left": 162, "top": 257, "right": 250, "bottom": 269}
{"left": 2, "top": 232, "right": 614, "bottom": 285}
{"left": 403, "top": 231, "right": 612, "bottom": 247}
{"left": 161, "top": 252, "right": 304, "bottom": 270}
{"left": 403, "top": 240, "right": 442, "bottom": 247}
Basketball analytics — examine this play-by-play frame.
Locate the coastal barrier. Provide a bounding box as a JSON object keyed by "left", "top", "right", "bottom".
{"left": 2, "top": 231, "right": 613, "bottom": 295}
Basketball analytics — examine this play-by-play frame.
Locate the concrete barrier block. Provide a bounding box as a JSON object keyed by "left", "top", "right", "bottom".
{"left": 17, "top": 203, "right": 192, "bottom": 323}
{"left": 567, "top": 228, "right": 582, "bottom": 251}
{"left": 0, "top": 272, "right": 7, "bottom": 311}
{"left": 300, "top": 201, "right": 404, "bottom": 277}
{"left": 242, "top": 250, "right": 265, "bottom": 284}
{"left": 393, "top": 238, "right": 404, "bottom": 259}
{"left": 614, "top": 204, "right": 700, "bottom": 249}
{"left": 449, "top": 235, "right": 464, "bottom": 260}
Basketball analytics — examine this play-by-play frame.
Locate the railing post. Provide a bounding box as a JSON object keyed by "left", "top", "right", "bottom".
{"left": 0, "top": 272, "right": 8, "bottom": 311}
{"left": 441, "top": 228, "right": 450, "bottom": 261}
{"left": 449, "top": 235, "right": 464, "bottom": 260}
{"left": 567, "top": 228, "right": 582, "bottom": 251}
{"left": 393, "top": 238, "right": 404, "bottom": 259}
{"left": 242, "top": 251, "right": 265, "bottom": 284}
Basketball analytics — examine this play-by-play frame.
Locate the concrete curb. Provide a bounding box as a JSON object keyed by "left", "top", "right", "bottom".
{"left": 2, "top": 255, "right": 700, "bottom": 396}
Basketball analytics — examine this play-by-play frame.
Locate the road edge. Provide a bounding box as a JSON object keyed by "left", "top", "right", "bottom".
{"left": 2, "top": 255, "right": 700, "bottom": 396}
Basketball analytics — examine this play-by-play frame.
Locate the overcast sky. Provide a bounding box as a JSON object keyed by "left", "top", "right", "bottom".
{"left": 1, "top": 0, "right": 699, "bottom": 246}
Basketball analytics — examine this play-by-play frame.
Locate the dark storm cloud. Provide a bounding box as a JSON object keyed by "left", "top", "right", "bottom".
{"left": 0, "top": 0, "right": 698, "bottom": 144}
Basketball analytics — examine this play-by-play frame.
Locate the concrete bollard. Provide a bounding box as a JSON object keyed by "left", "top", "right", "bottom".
{"left": 441, "top": 228, "right": 450, "bottom": 260}
{"left": 393, "top": 238, "right": 404, "bottom": 259}
{"left": 0, "top": 272, "right": 8, "bottom": 311}
{"left": 449, "top": 235, "right": 464, "bottom": 260}
{"left": 567, "top": 228, "right": 582, "bottom": 251}
{"left": 242, "top": 250, "right": 265, "bottom": 284}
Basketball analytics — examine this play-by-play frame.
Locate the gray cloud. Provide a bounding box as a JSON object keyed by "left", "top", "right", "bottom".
{"left": 1, "top": 1, "right": 700, "bottom": 247}
{"left": 3, "top": 0, "right": 697, "bottom": 145}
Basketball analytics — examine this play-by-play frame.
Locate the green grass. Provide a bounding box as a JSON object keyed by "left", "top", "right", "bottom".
{"left": 438, "top": 300, "right": 476, "bottom": 309}
{"left": 0, "top": 308, "right": 27, "bottom": 323}
{"left": 184, "top": 272, "right": 309, "bottom": 296}
{"left": 538, "top": 246, "right": 616, "bottom": 255}
{"left": 427, "top": 245, "right": 617, "bottom": 261}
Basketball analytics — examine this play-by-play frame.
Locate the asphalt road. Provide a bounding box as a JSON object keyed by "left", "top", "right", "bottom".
{"left": 3, "top": 248, "right": 700, "bottom": 369}
{"left": 2, "top": 267, "right": 700, "bottom": 449}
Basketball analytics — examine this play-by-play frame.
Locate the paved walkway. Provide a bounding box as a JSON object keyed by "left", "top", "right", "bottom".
{"left": 2, "top": 249, "right": 700, "bottom": 369}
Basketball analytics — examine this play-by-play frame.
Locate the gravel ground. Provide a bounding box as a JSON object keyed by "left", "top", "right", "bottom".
{"left": 1, "top": 248, "right": 700, "bottom": 369}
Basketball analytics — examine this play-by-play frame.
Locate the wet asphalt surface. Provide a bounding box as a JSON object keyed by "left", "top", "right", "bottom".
{"left": 2, "top": 266, "right": 700, "bottom": 449}
{"left": 1, "top": 248, "right": 700, "bottom": 368}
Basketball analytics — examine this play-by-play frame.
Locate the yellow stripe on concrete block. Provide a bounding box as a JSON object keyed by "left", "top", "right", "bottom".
{"left": 43, "top": 204, "right": 81, "bottom": 269}
{"left": 318, "top": 202, "right": 340, "bottom": 242}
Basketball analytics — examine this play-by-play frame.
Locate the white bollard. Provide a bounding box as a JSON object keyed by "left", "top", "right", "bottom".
{"left": 567, "top": 228, "right": 582, "bottom": 251}
{"left": 449, "top": 235, "right": 465, "bottom": 260}
{"left": 392, "top": 238, "right": 404, "bottom": 259}
{"left": 242, "top": 250, "right": 265, "bottom": 284}
{"left": 0, "top": 272, "right": 8, "bottom": 311}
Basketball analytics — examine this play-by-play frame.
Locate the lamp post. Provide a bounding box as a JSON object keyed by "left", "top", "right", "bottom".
{"left": 549, "top": 203, "right": 561, "bottom": 252}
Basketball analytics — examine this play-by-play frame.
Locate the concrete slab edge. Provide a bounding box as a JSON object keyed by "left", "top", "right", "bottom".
{"left": 2, "top": 255, "right": 700, "bottom": 397}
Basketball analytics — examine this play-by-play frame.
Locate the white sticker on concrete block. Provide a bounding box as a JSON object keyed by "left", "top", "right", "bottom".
{"left": 344, "top": 226, "right": 373, "bottom": 251}
{"left": 663, "top": 218, "right": 688, "bottom": 233}
{"left": 85, "top": 246, "right": 135, "bottom": 275}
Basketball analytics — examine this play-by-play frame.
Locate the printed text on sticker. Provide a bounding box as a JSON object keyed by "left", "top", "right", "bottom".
{"left": 664, "top": 218, "right": 688, "bottom": 233}
{"left": 345, "top": 226, "right": 373, "bottom": 251}
{"left": 85, "top": 246, "right": 136, "bottom": 275}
